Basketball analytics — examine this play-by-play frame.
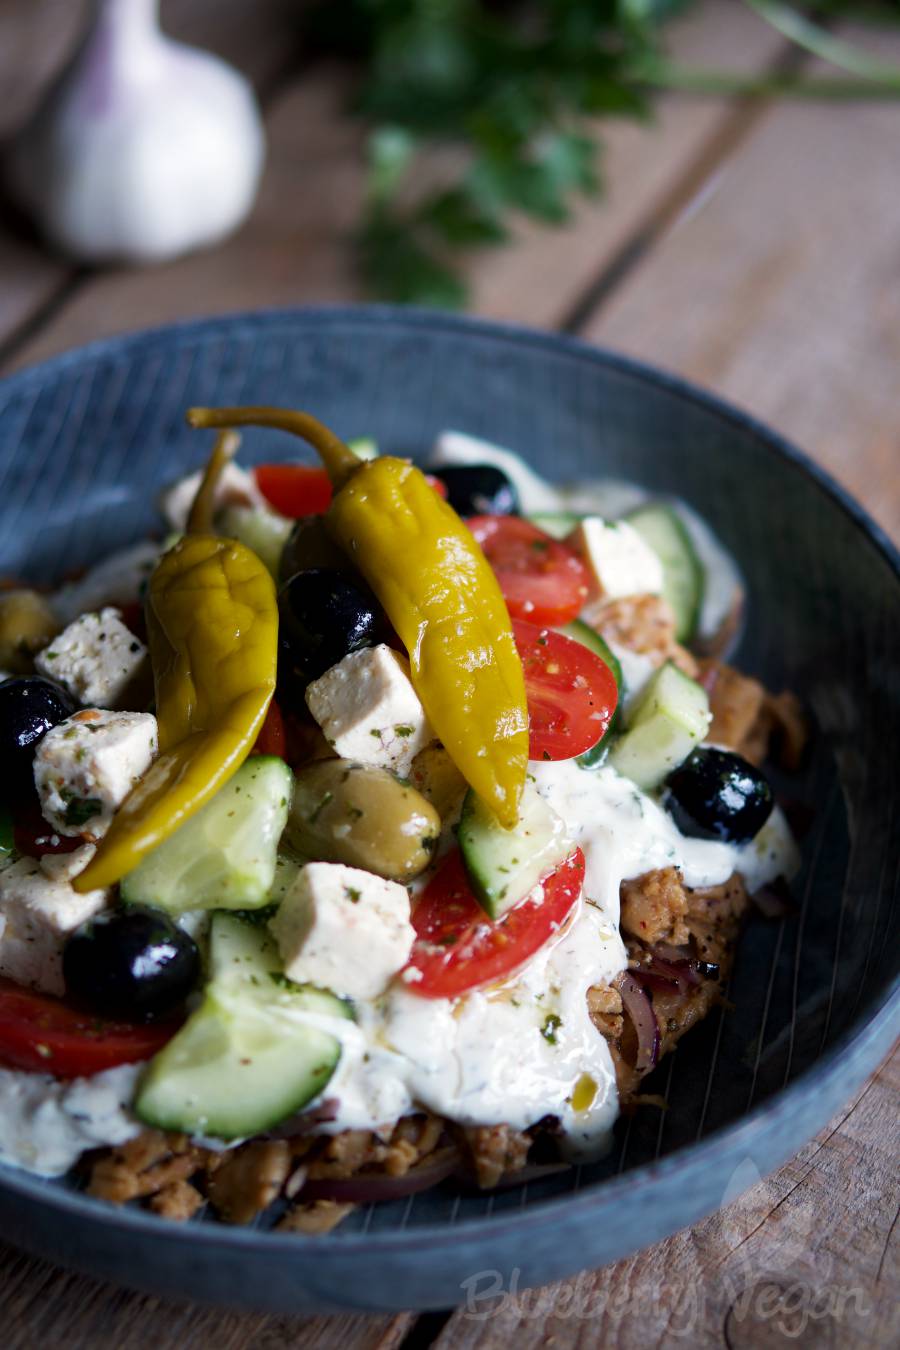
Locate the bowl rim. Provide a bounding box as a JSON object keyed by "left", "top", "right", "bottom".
{"left": 0, "top": 303, "right": 897, "bottom": 1254}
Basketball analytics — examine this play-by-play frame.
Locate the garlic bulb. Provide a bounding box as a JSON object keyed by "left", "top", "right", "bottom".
{"left": 5, "top": 0, "right": 265, "bottom": 264}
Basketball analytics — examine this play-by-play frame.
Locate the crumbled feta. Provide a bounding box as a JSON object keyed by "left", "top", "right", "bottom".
{"left": 305, "top": 644, "right": 433, "bottom": 776}
{"left": 569, "top": 518, "right": 664, "bottom": 601}
{"left": 33, "top": 710, "right": 158, "bottom": 839}
{"left": 159, "top": 462, "right": 268, "bottom": 533}
{"left": 270, "top": 862, "right": 415, "bottom": 1000}
{"left": 0, "top": 856, "right": 109, "bottom": 995}
{"left": 34, "top": 608, "right": 148, "bottom": 709}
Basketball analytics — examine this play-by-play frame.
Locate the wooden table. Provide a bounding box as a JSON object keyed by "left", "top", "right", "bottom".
{"left": 0, "top": 2, "right": 897, "bottom": 1345}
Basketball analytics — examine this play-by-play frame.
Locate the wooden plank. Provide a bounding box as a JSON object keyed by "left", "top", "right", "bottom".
{"left": 4, "top": 0, "right": 788, "bottom": 371}
{"left": 433, "top": 1043, "right": 900, "bottom": 1348}
{"left": 3, "top": 62, "right": 367, "bottom": 373}
{"left": 0, "top": 0, "right": 304, "bottom": 360}
{"left": 0, "top": 1240, "right": 414, "bottom": 1350}
{"left": 582, "top": 25, "right": 900, "bottom": 542}
{"left": 467, "top": 0, "right": 788, "bottom": 325}
{"left": 0, "top": 0, "right": 302, "bottom": 137}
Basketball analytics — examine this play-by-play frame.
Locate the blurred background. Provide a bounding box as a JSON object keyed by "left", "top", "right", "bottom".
{"left": 0, "top": 0, "right": 897, "bottom": 538}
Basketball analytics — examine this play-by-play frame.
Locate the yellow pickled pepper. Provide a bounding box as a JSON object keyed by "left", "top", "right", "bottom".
{"left": 186, "top": 407, "right": 529, "bottom": 827}
{"left": 73, "top": 434, "right": 278, "bottom": 892}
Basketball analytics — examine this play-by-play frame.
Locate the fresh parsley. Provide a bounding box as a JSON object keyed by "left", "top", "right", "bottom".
{"left": 303, "top": 0, "right": 900, "bottom": 305}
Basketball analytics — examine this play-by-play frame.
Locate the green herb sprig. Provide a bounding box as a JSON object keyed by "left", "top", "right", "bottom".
{"left": 308, "top": 1, "right": 900, "bottom": 305}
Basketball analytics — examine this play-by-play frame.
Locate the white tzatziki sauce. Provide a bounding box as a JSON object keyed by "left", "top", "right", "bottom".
{"left": 290, "top": 760, "right": 798, "bottom": 1159}
{"left": 0, "top": 1063, "right": 141, "bottom": 1176}
{"left": 0, "top": 432, "right": 797, "bottom": 1176}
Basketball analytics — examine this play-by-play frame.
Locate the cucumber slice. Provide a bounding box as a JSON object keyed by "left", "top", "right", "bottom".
{"left": 458, "top": 781, "right": 572, "bottom": 919}
{"left": 624, "top": 504, "right": 705, "bottom": 643}
{"left": 608, "top": 662, "right": 710, "bottom": 791}
{"left": 557, "top": 620, "right": 624, "bottom": 769}
{"left": 121, "top": 756, "right": 293, "bottom": 915}
{"left": 527, "top": 511, "right": 582, "bottom": 539}
{"left": 558, "top": 620, "right": 623, "bottom": 690}
{"left": 136, "top": 913, "right": 351, "bottom": 1138}
{"left": 217, "top": 504, "right": 292, "bottom": 580}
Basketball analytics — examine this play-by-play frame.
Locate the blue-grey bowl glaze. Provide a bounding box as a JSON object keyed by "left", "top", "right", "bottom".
{"left": 0, "top": 308, "right": 896, "bottom": 1313}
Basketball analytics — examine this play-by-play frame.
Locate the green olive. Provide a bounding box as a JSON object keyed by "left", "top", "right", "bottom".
{"left": 279, "top": 517, "right": 348, "bottom": 587}
{"left": 409, "top": 744, "right": 467, "bottom": 819}
{"left": 287, "top": 760, "right": 441, "bottom": 883}
{"left": 0, "top": 590, "right": 60, "bottom": 674}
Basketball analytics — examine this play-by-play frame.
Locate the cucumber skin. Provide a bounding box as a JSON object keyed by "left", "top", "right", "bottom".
{"left": 135, "top": 914, "right": 350, "bottom": 1139}
{"left": 557, "top": 621, "right": 623, "bottom": 769}
{"left": 135, "top": 994, "right": 342, "bottom": 1138}
{"left": 121, "top": 756, "right": 292, "bottom": 915}
{"left": 624, "top": 504, "right": 704, "bottom": 644}
{"left": 458, "top": 784, "right": 570, "bottom": 920}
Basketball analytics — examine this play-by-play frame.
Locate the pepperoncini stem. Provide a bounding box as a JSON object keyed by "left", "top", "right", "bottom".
{"left": 186, "top": 406, "right": 359, "bottom": 489}
{"left": 187, "top": 428, "right": 241, "bottom": 534}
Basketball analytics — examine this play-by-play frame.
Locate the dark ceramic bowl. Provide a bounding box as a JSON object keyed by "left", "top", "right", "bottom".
{"left": 0, "top": 308, "right": 897, "bottom": 1313}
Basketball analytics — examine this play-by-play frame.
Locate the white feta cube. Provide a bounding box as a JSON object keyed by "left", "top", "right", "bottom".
{"left": 34, "top": 608, "right": 148, "bottom": 709}
{"left": 305, "top": 644, "right": 433, "bottom": 776}
{"left": 39, "top": 843, "right": 97, "bottom": 883}
{"left": 0, "top": 856, "right": 109, "bottom": 995}
{"left": 569, "top": 518, "right": 664, "bottom": 602}
{"left": 33, "top": 710, "right": 158, "bottom": 839}
{"left": 159, "top": 462, "right": 268, "bottom": 533}
{"left": 270, "top": 862, "right": 415, "bottom": 1000}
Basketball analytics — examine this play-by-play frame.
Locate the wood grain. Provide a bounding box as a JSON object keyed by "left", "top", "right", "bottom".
{"left": 583, "top": 26, "right": 900, "bottom": 542}
{"left": 433, "top": 1044, "right": 900, "bottom": 1348}
{"left": 467, "top": 0, "right": 787, "bottom": 325}
{"left": 0, "top": 1239, "right": 414, "bottom": 1350}
{"left": 0, "top": 0, "right": 304, "bottom": 362}
{"left": 3, "top": 0, "right": 788, "bottom": 370}
{"left": 0, "top": 3, "right": 896, "bottom": 1347}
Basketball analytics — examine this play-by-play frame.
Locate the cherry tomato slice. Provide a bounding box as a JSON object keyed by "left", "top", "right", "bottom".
{"left": 256, "top": 464, "right": 447, "bottom": 518}
{"left": 468, "top": 515, "right": 589, "bottom": 626}
{"left": 253, "top": 699, "right": 286, "bottom": 759}
{"left": 405, "top": 846, "right": 585, "bottom": 1000}
{"left": 13, "top": 806, "right": 84, "bottom": 858}
{"left": 513, "top": 619, "right": 618, "bottom": 761}
{"left": 255, "top": 464, "right": 333, "bottom": 517}
{"left": 0, "top": 979, "right": 179, "bottom": 1078}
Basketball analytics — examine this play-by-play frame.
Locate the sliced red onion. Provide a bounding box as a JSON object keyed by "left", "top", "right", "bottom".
{"left": 298, "top": 1147, "right": 459, "bottom": 1205}
{"left": 266, "top": 1098, "right": 340, "bottom": 1139}
{"left": 646, "top": 952, "right": 701, "bottom": 992}
{"left": 752, "top": 876, "right": 796, "bottom": 919}
{"left": 617, "top": 971, "right": 660, "bottom": 1074}
{"left": 651, "top": 941, "right": 693, "bottom": 963}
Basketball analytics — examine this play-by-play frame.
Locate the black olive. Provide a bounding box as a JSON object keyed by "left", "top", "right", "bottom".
{"left": 63, "top": 907, "right": 201, "bottom": 1022}
{"left": 0, "top": 676, "right": 77, "bottom": 803}
{"left": 664, "top": 747, "right": 774, "bottom": 845}
{"left": 278, "top": 567, "right": 390, "bottom": 699}
{"left": 431, "top": 464, "right": 519, "bottom": 517}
